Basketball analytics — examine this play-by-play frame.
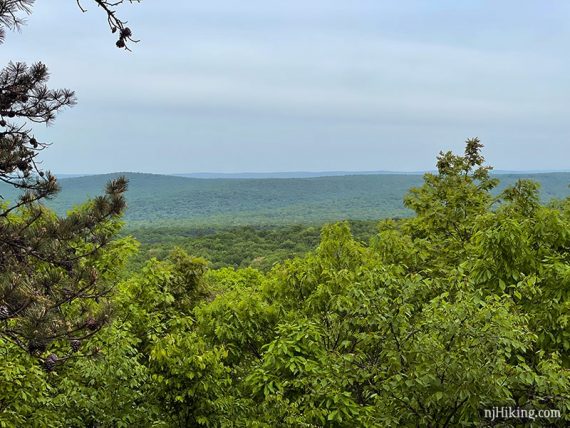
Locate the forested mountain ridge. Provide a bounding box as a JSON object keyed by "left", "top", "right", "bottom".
{"left": 2, "top": 172, "right": 569, "bottom": 226}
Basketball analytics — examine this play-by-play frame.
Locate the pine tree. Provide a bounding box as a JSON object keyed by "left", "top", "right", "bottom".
{"left": 0, "top": 0, "right": 139, "bottom": 365}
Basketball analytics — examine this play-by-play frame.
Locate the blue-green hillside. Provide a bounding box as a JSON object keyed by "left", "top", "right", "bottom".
{"left": 2, "top": 172, "right": 569, "bottom": 227}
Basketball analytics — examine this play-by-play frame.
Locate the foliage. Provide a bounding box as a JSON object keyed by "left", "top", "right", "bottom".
{"left": 128, "top": 221, "right": 378, "bottom": 271}
{"left": 2, "top": 139, "right": 570, "bottom": 427}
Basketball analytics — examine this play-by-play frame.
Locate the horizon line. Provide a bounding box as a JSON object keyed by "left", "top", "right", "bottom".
{"left": 52, "top": 169, "right": 570, "bottom": 178}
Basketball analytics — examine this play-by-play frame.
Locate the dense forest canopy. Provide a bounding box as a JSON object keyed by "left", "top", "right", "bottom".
{"left": 1, "top": 140, "right": 569, "bottom": 426}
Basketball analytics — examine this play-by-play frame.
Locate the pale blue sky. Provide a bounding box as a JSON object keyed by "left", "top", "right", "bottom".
{"left": 3, "top": 0, "right": 570, "bottom": 173}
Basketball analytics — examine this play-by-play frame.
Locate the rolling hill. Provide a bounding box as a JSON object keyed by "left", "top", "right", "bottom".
{"left": 1, "top": 172, "right": 569, "bottom": 227}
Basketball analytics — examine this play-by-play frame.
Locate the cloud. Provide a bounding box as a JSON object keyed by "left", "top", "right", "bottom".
{"left": 3, "top": 0, "right": 570, "bottom": 172}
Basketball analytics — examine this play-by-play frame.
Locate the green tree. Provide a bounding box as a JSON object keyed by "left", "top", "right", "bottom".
{"left": 0, "top": 0, "right": 139, "bottom": 368}
{"left": 403, "top": 137, "right": 499, "bottom": 268}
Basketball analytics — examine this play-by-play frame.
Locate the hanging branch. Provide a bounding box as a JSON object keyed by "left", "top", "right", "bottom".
{"left": 0, "top": 1, "right": 140, "bottom": 49}
{"left": 77, "top": 0, "right": 141, "bottom": 50}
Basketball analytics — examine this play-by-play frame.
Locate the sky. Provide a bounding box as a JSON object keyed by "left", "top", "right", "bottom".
{"left": 2, "top": 0, "right": 570, "bottom": 174}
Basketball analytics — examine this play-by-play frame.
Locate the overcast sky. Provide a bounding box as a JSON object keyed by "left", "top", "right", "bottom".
{"left": 3, "top": 0, "right": 570, "bottom": 173}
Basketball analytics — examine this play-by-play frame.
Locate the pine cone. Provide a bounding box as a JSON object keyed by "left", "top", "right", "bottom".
{"left": 0, "top": 305, "right": 9, "bottom": 320}
{"left": 28, "top": 339, "right": 47, "bottom": 355}
{"left": 120, "top": 27, "right": 132, "bottom": 38}
{"left": 44, "top": 354, "right": 58, "bottom": 372}
{"left": 70, "top": 339, "right": 81, "bottom": 353}
{"left": 85, "top": 317, "right": 99, "bottom": 331}
{"left": 16, "top": 160, "right": 28, "bottom": 171}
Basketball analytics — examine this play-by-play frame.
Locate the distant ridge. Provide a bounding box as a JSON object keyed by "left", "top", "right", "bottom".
{"left": 176, "top": 170, "right": 570, "bottom": 179}
{"left": 174, "top": 171, "right": 423, "bottom": 179}
{"left": 1, "top": 171, "right": 567, "bottom": 228}
{"left": 55, "top": 173, "right": 91, "bottom": 179}
{"left": 173, "top": 171, "right": 426, "bottom": 179}
{"left": 53, "top": 169, "right": 570, "bottom": 180}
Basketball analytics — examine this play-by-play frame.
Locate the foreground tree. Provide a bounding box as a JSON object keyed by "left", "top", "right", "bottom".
{"left": 0, "top": 0, "right": 139, "bottom": 366}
